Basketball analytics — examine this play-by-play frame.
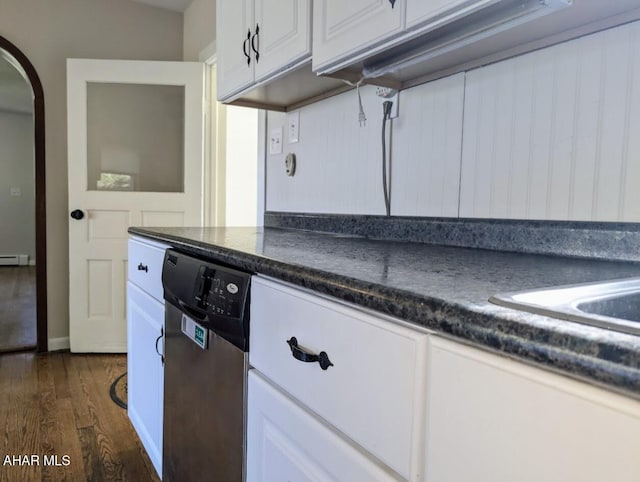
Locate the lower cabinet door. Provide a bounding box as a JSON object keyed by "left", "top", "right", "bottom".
{"left": 127, "top": 281, "right": 164, "bottom": 478}
{"left": 424, "top": 336, "right": 640, "bottom": 482}
{"left": 247, "top": 370, "right": 401, "bottom": 482}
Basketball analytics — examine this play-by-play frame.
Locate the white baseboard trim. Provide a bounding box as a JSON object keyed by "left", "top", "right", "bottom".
{"left": 48, "top": 337, "right": 70, "bottom": 351}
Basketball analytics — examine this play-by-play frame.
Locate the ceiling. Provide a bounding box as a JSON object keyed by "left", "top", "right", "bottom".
{"left": 130, "top": 0, "right": 194, "bottom": 12}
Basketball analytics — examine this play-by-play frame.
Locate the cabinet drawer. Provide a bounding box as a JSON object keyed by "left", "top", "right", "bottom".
{"left": 250, "top": 276, "right": 428, "bottom": 480}
{"left": 247, "top": 370, "right": 401, "bottom": 482}
{"left": 127, "top": 237, "right": 167, "bottom": 302}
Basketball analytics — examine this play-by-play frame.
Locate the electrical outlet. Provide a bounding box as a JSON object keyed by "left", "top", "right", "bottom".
{"left": 288, "top": 112, "right": 300, "bottom": 143}
{"left": 375, "top": 87, "right": 396, "bottom": 98}
{"left": 270, "top": 127, "right": 283, "bottom": 155}
{"left": 376, "top": 87, "right": 399, "bottom": 119}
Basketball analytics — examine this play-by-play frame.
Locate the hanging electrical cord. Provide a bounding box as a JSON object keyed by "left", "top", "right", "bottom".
{"left": 356, "top": 82, "right": 366, "bottom": 126}
{"left": 381, "top": 100, "right": 393, "bottom": 216}
{"left": 341, "top": 77, "right": 367, "bottom": 126}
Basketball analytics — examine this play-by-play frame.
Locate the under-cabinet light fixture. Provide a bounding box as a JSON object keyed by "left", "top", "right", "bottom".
{"left": 363, "top": 0, "right": 572, "bottom": 78}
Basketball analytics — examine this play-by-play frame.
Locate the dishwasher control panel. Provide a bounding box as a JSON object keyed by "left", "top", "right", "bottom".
{"left": 193, "top": 265, "right": 249, "bottom": 319}
{"left": 163, "top": 248, "right": 252, "bottom": 352}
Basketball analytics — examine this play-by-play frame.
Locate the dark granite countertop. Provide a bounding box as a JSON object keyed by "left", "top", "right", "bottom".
{"left": 129, "top": 226, "right": 640, "bottom": 399}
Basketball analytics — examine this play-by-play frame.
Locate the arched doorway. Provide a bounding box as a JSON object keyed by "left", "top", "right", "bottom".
{"left": 0, "top": 36, "right": 47, "bottom": 352}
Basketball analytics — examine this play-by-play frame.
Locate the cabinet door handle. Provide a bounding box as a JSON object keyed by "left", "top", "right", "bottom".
{"left": 286, "top": 337, "right": 333, "bottom": 370}
{"left": 155, "top": 327, "right": 164, "bottom": 364}
{"left": 137, "top": 263, "right": 148, "bottom": 272}
{"left": 243, "top": 29, "right": 251, "bottom": 66}
{"left": 251, "top": 23, "right": 260, "bottom": 63}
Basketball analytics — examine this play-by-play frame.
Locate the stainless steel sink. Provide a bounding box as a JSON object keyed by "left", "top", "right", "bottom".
{"left": 490, "top": 277, "right": 640, "bottom": 335}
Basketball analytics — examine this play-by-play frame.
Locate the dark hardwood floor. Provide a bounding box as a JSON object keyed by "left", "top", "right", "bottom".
{"left": 0, "top": 352, "right": 159, "bottom": 482}
{"left": 0, "top": 266, "right": 37, "bottom": 353}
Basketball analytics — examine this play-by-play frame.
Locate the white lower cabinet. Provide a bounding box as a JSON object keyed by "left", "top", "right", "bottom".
{"left": 424, "top": 336, "right": 640, "bottom": 482}
{"left": 248, "top": 276, "right": 428, "bottom": 481}
{"left": 247, "top": 370, "right": 400, "bottom": 481}
{"left": 127, "top": 281, "right": 164, "bottom": 477}
{"left": 247, "top": 276, "right": 640, "bottom": 482}
{"left": 126, "top": 235, "right": 168, "bottom": 479}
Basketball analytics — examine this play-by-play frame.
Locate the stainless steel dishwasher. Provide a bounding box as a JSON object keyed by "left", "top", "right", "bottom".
{"left": 161, "top": 249, "right": 251, "bottom": 482}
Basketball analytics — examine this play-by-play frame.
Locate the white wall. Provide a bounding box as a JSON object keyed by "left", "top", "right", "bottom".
{"left": 183, "top": 0, "right": 216, "bottom": 61}
{"left": 0, "top": 110, "right": 35, "bottom": 261}
{"left": 225, "top": 106, "right": 259, "bottom": 226}
{"left": 0, "top": 0, "right": 183, "bottom": 344}
{"left": 184, "top": 0, "right": 262, "bottom": 227}
{"left": 266, "top": 21, "right": 640, "bottom": 223}
{"left": 460, "top": 21, "right": 640, "bottom": 221}
{"left": 266, "top": 74, "right": 465, "bottom": 216}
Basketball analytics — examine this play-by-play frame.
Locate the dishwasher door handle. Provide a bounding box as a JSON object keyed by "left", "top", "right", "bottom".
{"left": 177, "top": 299, "right": 208, "bottom": 322}
{"left": 286, "top": 337, "right": 333, "bottom": 370}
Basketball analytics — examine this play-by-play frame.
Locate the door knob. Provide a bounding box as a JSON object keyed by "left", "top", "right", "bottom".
{"left": 70, "top": 209, "right": 84, "bottom": 220}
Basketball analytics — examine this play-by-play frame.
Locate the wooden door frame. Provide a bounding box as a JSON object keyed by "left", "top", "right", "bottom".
{"left": 0, "top": 36, "right": 48, "bottom": 352}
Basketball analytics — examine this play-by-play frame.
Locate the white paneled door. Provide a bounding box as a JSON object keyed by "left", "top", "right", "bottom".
{"left": 67, "top": 59, "right": 204, "bottom": 352}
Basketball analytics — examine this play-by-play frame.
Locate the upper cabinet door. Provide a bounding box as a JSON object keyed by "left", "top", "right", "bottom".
{"left": 253, "top": 0, "right": 311, "bottom": 82}
{"left": 406, "top": 0, "right": 494, "bottom": 30}
{"left": 312, "top": 0, "right": 405, "bottom": 74}
{"left": 217, "top": 0, "right": 254, "bottom": 100}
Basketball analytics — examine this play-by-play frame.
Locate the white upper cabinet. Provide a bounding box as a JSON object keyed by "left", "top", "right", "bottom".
{"left": 253, "top": 0, "right": 311, "bottom": 81}
{"left": 314, "top": 0, "right": 626, "bottom": 82}
{"left": 405, "top": 0, "right": 490, "bottom": 29}
{"left": 312, "top": 0, "right": 502, "bottom": 74}
{"left": 216, "top": 0, "right": 311, "bottom": 102}
{"left": 312, "top": 0, "right": 404, "bottom": 74}
{"left": 217, "top": 0, "right": 254, "bottom": 100}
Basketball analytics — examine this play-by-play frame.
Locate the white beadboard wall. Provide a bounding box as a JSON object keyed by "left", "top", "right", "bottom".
{"left": 266, "top": 74, "right": 465, "bottom": 215}
{"left": 460, "top": 21, "right": 640, "bottom": 221}
{"left": 266, "top": 21, "right": 640, "bottom": 222}
{"left": 392, "top": 73, "right": 465, "bottom": 217}
{"left": 266, "top": 87, "right": 384, "bottom": 214}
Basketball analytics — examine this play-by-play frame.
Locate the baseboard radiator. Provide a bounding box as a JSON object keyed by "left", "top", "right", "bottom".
{"left": 0, "top": 254, "right": 29, "bottom": 266}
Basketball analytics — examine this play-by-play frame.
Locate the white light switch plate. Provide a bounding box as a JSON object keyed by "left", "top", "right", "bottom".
{"left": 288, "top": 111, "right": 299, "bottom": 143}
{"left": 10, "top": 187, "right": 21, "bottom": 197}
{"left": 270, "top": 127, "right": 283, "bottom": 155}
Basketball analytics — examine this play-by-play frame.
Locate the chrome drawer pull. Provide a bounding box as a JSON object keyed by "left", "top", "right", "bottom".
{"left": 137, "top": 263, "right": 148, "bottom": 272}
{"left": 286, "top": 337, "right": 333, "bottom": 370}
